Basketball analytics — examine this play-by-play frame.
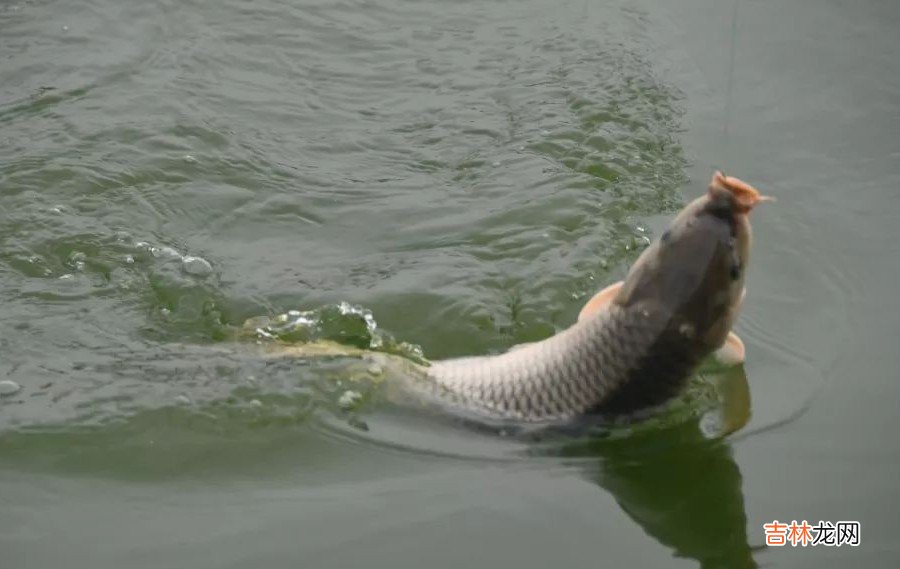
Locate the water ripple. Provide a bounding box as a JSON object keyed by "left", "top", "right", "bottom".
{"left": 0, "top": 0, "right": 692, "bottom": 438}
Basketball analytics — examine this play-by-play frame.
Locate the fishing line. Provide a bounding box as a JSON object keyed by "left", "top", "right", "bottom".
{"left": 721, "top": 0, "right": 741, "bottom": 170}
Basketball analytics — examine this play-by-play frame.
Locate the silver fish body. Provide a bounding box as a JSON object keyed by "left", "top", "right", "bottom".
{"left": 421, "top": 303, "right": 679, "bottom": 422}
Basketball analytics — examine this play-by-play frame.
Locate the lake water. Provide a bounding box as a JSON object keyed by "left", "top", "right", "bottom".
{"left": 1, "top": 0, "right": 898, "bottom": 567}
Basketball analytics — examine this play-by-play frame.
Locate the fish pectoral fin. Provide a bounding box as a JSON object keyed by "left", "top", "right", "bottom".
{"left": 713, "top": 331, "right": 746, "bottom": 366}
{"left": 577, "top": 280, "right": 623, "bottom": 322}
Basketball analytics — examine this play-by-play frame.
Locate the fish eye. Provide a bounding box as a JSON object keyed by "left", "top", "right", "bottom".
{"left": 660, "top": 230, "right": 671, "bottom": 243}
{"left": 730, "top": 263, "right": 742, "bottom": 281}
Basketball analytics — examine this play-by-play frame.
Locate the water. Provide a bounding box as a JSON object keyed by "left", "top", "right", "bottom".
{"left": 1, "top": 0, "right": 898, "bottom": 567}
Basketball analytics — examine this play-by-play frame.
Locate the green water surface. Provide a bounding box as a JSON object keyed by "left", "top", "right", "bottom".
{"left": 1, "top": 0, "right": 898, "bottom": 567}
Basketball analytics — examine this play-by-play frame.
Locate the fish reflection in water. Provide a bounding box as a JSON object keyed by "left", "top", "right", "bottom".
{"left": 257, "top": 327, "right": 759, "bottom": 568}
{"left": 537, "top": 365, "right": 758, "bottom": 569}
{"left": 0, "top": 342, "right": 759, "bottom": 568}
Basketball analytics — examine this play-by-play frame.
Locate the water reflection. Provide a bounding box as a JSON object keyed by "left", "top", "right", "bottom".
{"left": 0, "top": 345, "right": 761, "bottom": 569}
{"left": 549, "top": 366, "right": 757, "bottom": 569}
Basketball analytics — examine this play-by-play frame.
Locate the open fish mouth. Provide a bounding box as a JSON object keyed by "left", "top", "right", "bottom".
{"left": 713, "top": 171, "right": 775, "bottom": 213}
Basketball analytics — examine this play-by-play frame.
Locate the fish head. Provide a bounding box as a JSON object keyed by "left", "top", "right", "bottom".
{"left": 616, "top": 172, "right": 771, "bottom": 353}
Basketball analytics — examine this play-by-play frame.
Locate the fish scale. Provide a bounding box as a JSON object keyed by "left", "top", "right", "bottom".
{"left": 420, "top": 303, "right": 666, "bottom": 422}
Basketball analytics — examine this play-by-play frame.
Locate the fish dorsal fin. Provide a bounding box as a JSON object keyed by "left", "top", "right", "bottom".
{"left": 577, "top": 281, "right": 623, "bottom": 322}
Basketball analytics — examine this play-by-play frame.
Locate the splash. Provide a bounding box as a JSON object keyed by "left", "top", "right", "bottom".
{"left": 243, "top": 302, "right": 426, "bottom": 363}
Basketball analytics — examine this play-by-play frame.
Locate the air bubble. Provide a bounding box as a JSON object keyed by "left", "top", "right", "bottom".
{"left": 152, "top": 246, "right": 181, "bottom": 259}
{"left": 182, "top": 255, "right": 213, "bottom": 276}
{"left": 0, "top": 380, "right": 22, "bottom": 396}
{"left": 699, "top": 410, "right": 725, "bottom": 438}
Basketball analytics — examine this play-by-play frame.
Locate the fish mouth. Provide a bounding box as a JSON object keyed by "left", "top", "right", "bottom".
{"left": 711, "top": 171, "right": 774, "bottom": 213}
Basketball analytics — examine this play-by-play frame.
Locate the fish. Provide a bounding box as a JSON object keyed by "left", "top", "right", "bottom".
{"left": 263, "top": 172, "right": 771, "bottom": 426}
{"left": 404, "top": 171, "right": 772, "bottom": 422}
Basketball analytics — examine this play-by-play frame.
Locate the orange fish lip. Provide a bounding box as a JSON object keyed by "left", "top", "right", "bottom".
{"left": 711, "top": 171, "right": 774, "bottom": 213}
